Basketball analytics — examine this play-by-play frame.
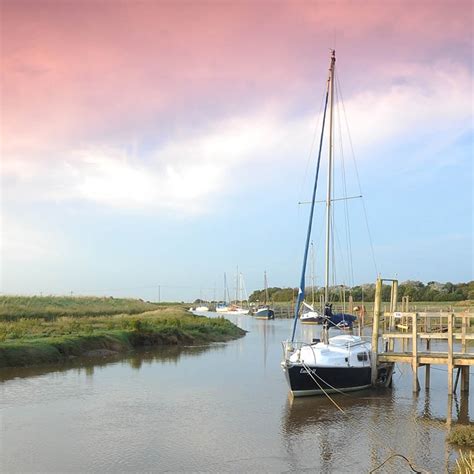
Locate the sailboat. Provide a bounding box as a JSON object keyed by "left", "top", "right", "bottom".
{"left": 255, "top": 271, "right": 275, "bottom": 320}
{"left": 225, "top": 269, "right": 249, "bottom": 315}
{"left": 216, "top": 273, "right": 230, "bottom": 312}
{"left": 300, "top": 242, "right": 322, "bottom": 324}
{"left": 281, "top": 50, "right": 390, "bottom": 397}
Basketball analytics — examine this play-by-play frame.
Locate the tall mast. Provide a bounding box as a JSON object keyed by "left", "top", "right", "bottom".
{"left": 310, "top": 242, "right": 315, "bottom": 306}
{"left": 223, "top": 272, "right": 227, "bottom": 302}
{"left": 235, "top": 266, "right": 239, "bottom": 303}
{"left": 324, "top": 49, "right": 336, "bottom": 303}
{"left": 264, "top": 271, "right": 269, "bottom": 305}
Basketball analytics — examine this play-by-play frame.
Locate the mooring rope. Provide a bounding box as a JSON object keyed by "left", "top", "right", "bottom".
{"left": 310, "top": 368, "right": 354, "bottom": 397}
{"left": 300, "top": 361, "right": 345, "bottom": 414}
{"left": 368, "top": 453, "right": 427, "bottom": 473}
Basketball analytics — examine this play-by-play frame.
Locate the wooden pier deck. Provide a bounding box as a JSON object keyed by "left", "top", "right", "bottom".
{"left": 371, "top": 278, "right": 473, "bottom": 395}
{"left": 378, "top": 351, "right": 474, "bottom": 365}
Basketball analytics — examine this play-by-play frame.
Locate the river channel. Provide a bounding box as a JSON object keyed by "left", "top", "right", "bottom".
{"left": 1, "top": 313, "right": 472, "bottom": 472}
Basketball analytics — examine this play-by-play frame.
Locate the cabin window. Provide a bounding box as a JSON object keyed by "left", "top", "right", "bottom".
{"left": 357, "top": 352, "right": 368, "bottom": 361}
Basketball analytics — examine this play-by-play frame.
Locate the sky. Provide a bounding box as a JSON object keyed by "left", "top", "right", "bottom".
{"left": 1, "top": 0, "right": 472, "bottom": 302}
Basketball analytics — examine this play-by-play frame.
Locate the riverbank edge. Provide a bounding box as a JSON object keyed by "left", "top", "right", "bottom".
{"left": 0, "top": 324, "right": 247, "bottom": 368}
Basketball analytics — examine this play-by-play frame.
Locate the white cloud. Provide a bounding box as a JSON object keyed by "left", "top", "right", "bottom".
{"left": 1, "top": 61, "right": 471, "bottom": 214}
{"left": 339, "top": 62, "right": 472, "bottom": 154}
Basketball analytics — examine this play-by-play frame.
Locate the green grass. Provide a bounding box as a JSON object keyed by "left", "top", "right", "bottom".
{"left": 0, "top": 299, "right": 246, "bottom": 368}
{"left": 0, "top": 295, "right": 163, "bottom": 321}
{"left": 448, "top": 425, "right": 474, "bottom": 447}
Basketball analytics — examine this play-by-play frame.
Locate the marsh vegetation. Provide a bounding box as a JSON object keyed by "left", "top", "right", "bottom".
{"left": 0, "top": 297, "right": 245, "bottom": 367}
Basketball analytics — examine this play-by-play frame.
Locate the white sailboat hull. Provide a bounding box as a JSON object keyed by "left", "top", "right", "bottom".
{"left": 282, "top": 335, "right": 373, "bottom": 397}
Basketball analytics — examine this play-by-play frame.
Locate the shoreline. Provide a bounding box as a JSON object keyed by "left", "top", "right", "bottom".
{"left": 0, "top": 305, "right": 246, "bottom": 369}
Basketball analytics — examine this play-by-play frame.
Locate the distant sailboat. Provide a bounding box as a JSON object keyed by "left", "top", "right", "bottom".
{"left": 195, "top": 288, "right": 209, "bottom": 312}
{"left": 225, "top": 268, "right": 249, "bottom": 315}
{"left": 216, "top": 273, "right": 230, "bottom": 312}
{"left": 255, "top": 271, "right": 275, "bottom": 320}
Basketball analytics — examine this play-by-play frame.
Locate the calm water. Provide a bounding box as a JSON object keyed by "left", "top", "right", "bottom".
{"left": 1, "top": 314, "right": 472, "bottom": 472}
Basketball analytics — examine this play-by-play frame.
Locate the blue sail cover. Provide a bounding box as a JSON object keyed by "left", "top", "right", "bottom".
{"left": 329, "top": 313, "right": 357, "bottom": 328}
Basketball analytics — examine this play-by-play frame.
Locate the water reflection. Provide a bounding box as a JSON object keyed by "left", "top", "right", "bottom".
{"left": 0, "top": 343, "right": 226, "bottom": 383}
{"left": 0, "top": 313, "right": 471, "bottom": 473}
{"left": 281, "top": 385, "right": 470, "bottom": 472}
{"left": 255, "top": 320, "right": 276, "bottom": 371}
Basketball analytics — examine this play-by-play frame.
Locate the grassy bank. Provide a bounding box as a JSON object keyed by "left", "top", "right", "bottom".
{"left": 0, "top": 295, "right": 164, "bottom": 321}
{"left": 0, "top": 298, "right": 245, "bottom": 368}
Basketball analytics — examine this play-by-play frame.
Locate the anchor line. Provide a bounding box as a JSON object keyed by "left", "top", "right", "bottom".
{"left": 300, "top": 361, "right": 345, "bottom": 414}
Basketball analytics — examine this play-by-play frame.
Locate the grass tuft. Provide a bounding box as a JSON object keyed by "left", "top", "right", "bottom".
{"left": 448, "top": 425, "right": 474, "bottom": 447}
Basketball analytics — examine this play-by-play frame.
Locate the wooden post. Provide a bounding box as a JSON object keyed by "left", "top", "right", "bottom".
{"left": 425, "top": 339, "right": 431, "bottom": 390}
{"left": 446, "top": 394, "right": 453, "bottom": 429}
{"left": 388, "top": 314, "right": 394, "bottom": 352}
{"left": 349, "top": 294, "right": 353, "bottom": 314}
{"left": 412, "top": 313, "right": 419, "bottom": 392}
{"left": 401, "top": 315, "right": 406, "bottom": 352}
{"left": 461, "top": 314, "right": 467, "bottom": 353}
{"left": 391, "top": 280, "right": 398, "bottom": 312}
{"left": 454, "top": 367, "right": 461, "bottom": 393}
{"left": 461, "top": 366, "right": 470, "bottom": 393}
{"left": 402, "top": 295, "right": 409, "bottom": 312}
{"left": 425, "top": 364, "right": 431, "bottom": 390}
{"left": 371, "top": 277, "right": 382, "bottom": 384}
{"left": 447, "top": 312, "right": 454, "bottom": 395}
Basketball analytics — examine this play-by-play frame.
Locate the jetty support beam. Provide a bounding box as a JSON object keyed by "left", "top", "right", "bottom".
{"left": 447, "top": 313, "right": 454, "bottom": 394}
{"left": 461, "top": 366, "right": 470, "bottom": 393}
{"left": 371, "top": 277, "right": 382, "bottom": 384}
{"left": 412, "top": 313, "right": 420, "bottom": 392}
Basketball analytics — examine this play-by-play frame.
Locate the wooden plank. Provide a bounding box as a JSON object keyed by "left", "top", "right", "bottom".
{"left": 462, "top": 314, "right": 467, "bottom": 353}
{"left": 382, "top": 333, "right": 412, "bottom": 339}
{"left": 377, "top": 353, "right": 474, "bottom": 365}
{"left": 412, "top": 313, "right": 419, "bottom": 393}
{"left": 371, "top": 278, "right": 382, "bottom": 385}
{"left": 448, "top": 313, "right": 454, "bottom": 394}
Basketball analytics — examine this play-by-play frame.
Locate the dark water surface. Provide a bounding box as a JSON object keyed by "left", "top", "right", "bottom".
{"left": 1, "top": 314, "right": 472, "bottom": 472}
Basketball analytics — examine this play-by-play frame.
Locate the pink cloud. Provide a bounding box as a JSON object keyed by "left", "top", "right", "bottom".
{"left": 1, "top": 0, "right": 471, "bottom": 166}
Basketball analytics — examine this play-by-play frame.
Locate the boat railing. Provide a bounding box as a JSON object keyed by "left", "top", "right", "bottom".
{"left": 282, "top": 340, "right": 319, "bottom": 364}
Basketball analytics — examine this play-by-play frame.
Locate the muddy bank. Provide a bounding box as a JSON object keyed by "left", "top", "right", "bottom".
{"left": 0, "top": 324, "right": 246, "bottom": 368}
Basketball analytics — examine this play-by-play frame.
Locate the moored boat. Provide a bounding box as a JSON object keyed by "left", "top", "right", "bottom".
{"left": 281, "top": 50, "right": 393, "bottom": 397}
{"left": 254, "top": 271, "right": 275, "bottom": 320}
{"left": 300, "top": 302, "right": 321, "bottom": 324}
{"left": 255, "top": 306, "right": 275, "bottom": 320}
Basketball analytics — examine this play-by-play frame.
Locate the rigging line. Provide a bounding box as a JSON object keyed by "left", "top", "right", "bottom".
{"left": 331, "top": 125, "right": 337, "bottom": 291}
{"left": 299, "top": 90, "right": 327, "bottom": 205}
{"left": 335, "top": 72, "right": 379, "bottom": 277}
{"left": 335, "top": 77, "right": 354, "bottom": 287}
{"left": 290, "top": 82, "right": 330, "bottom": 343}
{"left": 332, "top": 208, "right": 351, "bottom": 288}
{"left": 330, "top": 185, "right": 336, "bottom": 288}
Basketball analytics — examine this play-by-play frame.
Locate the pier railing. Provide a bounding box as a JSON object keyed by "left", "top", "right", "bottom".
{"left": 370, "top": 278, "right": 473, "bottom": 395}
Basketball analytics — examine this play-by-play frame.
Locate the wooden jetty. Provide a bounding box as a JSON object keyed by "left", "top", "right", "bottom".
{"left": 371, "top": 277, "right": 473, "bottom": 394}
